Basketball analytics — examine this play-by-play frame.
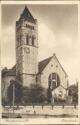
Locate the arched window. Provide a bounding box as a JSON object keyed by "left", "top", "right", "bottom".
{"left": 26, "top": 34, "right": 29, "bottom": 45}
{"left": 32, "top": 36, "right": 35, "bottom": 46}
{"left": 48, "top": 73, "right": 60, "bottom": 90}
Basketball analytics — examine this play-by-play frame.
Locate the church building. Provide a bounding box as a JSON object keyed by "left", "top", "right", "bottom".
{"left": 2, "top": 6, "right": 68, "bottom": 102}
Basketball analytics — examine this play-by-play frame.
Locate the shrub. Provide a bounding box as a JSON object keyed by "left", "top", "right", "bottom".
{"left": 22, "top": 84, "right": 47, "bottom": 104}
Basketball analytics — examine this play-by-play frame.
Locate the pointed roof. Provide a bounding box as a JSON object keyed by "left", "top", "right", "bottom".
{"left": 52, "top": 85, "right": 67, "bottom": 91}
{"left": 19, "top": 6, "right": 36, "bottom": 24}
{"left": 38, "top": 56, "right": 53, "bottom": 74}
{"left": 38, "top": 53, "right": 68, "bottom": 77}
{"left": 53, "top": 53, "right": 68, "bottom": 77}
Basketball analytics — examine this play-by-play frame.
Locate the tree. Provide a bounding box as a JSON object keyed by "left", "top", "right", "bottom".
{"left": 7, "top": 80, "right": 23, "bottom": 105}
{"left": 68, "top": 83, "right": 78, "bottom": 104}
{"left": 47, "top": 87, "right": 52, "bottom": 103}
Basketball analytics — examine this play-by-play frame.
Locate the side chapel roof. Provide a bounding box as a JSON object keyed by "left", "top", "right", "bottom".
{"left": 2, "top": 65, "right": 16, "bottom": 77}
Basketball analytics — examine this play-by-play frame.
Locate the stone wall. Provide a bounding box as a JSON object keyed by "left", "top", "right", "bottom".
{"left": 3, "top": 106, "right": 78, "bottom": 117}
{"left": 16, "top": 19, "right": 38, "bottom": 87}
{"left": 22, "top": 74, "right": 36, "bottom": 86}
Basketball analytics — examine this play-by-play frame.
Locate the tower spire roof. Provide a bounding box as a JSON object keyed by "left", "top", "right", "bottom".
{"left": 19, "top": 6, "right": 36, "bottom": 24}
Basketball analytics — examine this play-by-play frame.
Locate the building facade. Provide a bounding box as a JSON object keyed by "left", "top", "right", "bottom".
{"left": 2, "top": 6, "right": 68, "bottom": 102}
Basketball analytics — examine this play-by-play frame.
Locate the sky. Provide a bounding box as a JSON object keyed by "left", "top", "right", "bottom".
{"left": 1, "top": 4, "right": 79, "bottom": 84}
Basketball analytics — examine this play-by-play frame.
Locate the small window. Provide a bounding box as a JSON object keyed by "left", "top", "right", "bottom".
{"left": 56, "top": 65, "right": 58, "bottom": 68}
{"left": 19, "top": 35, "right": 22, "bottom": 46}
{"left": 51, "top": 64, "right": 53, "bottom": 67}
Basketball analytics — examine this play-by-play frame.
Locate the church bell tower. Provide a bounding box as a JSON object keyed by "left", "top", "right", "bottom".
{"left": 16, "top": 6, "right": 38, "bottom": 86}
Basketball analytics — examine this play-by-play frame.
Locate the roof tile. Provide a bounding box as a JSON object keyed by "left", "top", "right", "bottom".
{"left": 17, "top": 6, "right": 36, "bottom": 25}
